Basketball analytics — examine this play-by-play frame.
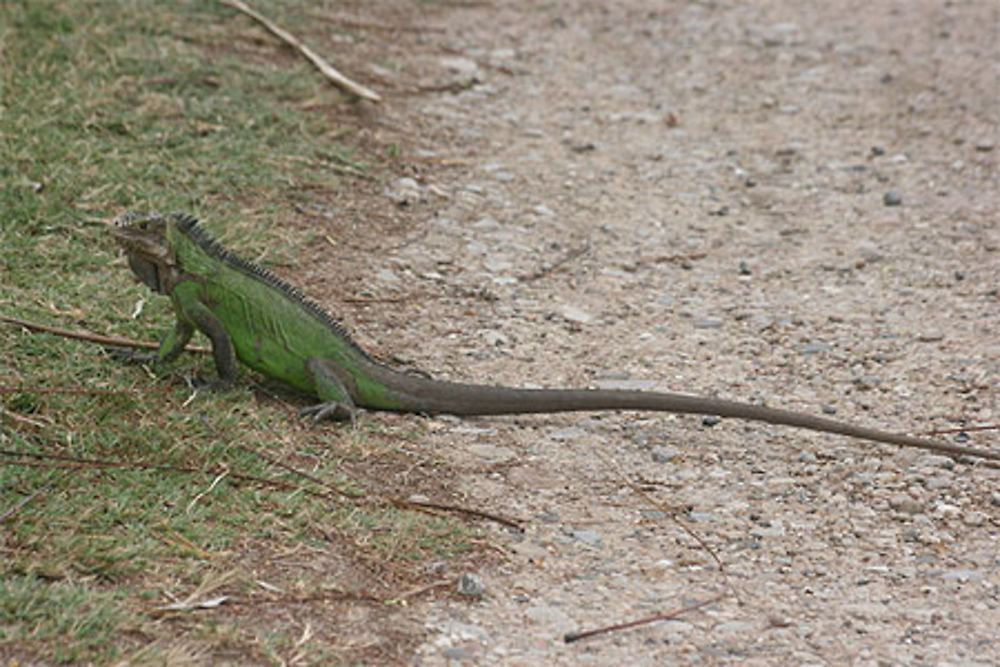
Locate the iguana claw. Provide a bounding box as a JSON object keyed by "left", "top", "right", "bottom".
{"left": 299, "top": 401, "right": 357, "bottom": 423}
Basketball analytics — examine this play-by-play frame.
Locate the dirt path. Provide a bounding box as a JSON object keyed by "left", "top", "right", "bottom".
{"left": 320, "top": 0, "right": 999, "bottom": 662}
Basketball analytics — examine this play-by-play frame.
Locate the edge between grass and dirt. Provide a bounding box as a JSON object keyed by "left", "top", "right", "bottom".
{"left": 1, "top": 2, "right": 487, "bottom": 663}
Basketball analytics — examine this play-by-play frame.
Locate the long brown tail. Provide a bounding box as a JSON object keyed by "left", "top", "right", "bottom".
{"left": 374, "top": 371, "right": 999, "bottom": 461}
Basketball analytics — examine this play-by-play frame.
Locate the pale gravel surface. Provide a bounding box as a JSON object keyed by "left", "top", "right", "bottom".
{"left": 335, "top": 0, "right": 998, "bottom": 663}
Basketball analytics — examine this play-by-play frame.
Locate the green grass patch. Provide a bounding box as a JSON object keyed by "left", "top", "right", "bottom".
{"left": 1, "top": 1, "right": 476, "bottom": 662}
{"left": 0, "top": 574, "right": 126, "bottom": 664}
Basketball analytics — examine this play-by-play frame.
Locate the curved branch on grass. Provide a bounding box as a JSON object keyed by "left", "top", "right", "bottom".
{"left": 219, "top": 0, "right": 382, "bottom": 103}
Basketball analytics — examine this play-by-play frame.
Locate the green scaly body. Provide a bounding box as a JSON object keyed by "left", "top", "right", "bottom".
{"left": 109, "top": 212, "right": 999, "bottom": 462}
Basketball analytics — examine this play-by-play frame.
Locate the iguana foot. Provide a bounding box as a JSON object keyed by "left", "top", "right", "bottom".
{"left": 299, "top": 401, "right": 357, "bottom": 423}
{"left": 185, "top": 375, "right": 232, "bottom": 393}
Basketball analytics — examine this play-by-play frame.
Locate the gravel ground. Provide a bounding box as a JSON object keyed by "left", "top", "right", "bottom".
{"left": 316, "top": 0, "right": 999, "bottom": 663}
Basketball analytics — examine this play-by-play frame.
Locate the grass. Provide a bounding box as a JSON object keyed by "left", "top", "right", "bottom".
{"left": 1, "top": 1, "right": 477, "bottom": 662}
{"left": 0, "top": 574, "right": 125, "bottom": 664}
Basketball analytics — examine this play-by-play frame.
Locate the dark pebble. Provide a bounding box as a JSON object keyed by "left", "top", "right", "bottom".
{"left": 883, "top": 190, "right": 903, "bottom": 206}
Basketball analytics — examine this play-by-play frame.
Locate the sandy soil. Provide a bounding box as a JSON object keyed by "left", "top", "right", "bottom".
{"left": 304, "top": 0, "right": 999, "bottom": 663}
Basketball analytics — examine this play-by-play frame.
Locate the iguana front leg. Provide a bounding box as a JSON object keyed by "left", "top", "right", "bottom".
{"left": 106, "top": 318, "right": 194, "bottom": 366}
{"left": 157, "top": 318, "right": 196, "bottom": 363}
{"left": 298, "top": 358, "right": 358, "bottom": 422}
{"left": 121, "top": 282, "right": 238, "bottom": 383}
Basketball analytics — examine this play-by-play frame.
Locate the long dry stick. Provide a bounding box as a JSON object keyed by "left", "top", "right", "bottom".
{"left": 229, "top": 439, "right": 523, "bottom": 531}
{"left": 219, "top": 0, "right": 382, "bottom": 102}
{"left": 564, "top": 592, "right": 726, "bottom": 643}
{"left": 0, "top": 448, "right": 327, "bottom": 500}
{"left": 1, "top": 315, "right": 207, "bottom": 353}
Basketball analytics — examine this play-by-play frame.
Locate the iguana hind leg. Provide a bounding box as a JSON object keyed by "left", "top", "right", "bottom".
{"left": 299, "top": 358, "right": 358, "bottom": 422}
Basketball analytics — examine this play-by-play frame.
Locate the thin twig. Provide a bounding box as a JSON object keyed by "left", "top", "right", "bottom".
{"left": 0, "top": 448, "right": 332, "bottom": 500}
{"left": 1, "top": 315, "right": 207, "bottom": 353}
{"left": 564, "top": 591, "right": 726, "bottom": 643}
{"left": 389, "top": 497, "right": 523, "bottom": 532}
{"left": 597, "top": 450, "right": 726, "bottom": 571}
{"left": 925, "top": 424, "right": 999, "bottom": 436}
{"left": 387, "top": 578, "right": 453, "bottom": 604}
{"left": 231, "top": 441, "right": 362, "bottom": 502}
{"left": 265, "top": 155, "right": 372, "bottom": 180}
{"left": 230, "top": 440, "right": 523, "bottom": 531}
{"left": 0, "top": 407, "right": 49, "bottom": 429}
{"left": 0, "top": 385, "right": 184, "bottom": 396}
{"left": 559, "top": 450, "right": 737, "bottom": 643}
{"left": 517, "top": 243, "right": 590, "bottom": 283}
{"left": 0, "top": 489, "right": 45, "bottom": 523}
{"left": 187, "top": 466, "right": 231, "bottom": 514}
{"left": 219, "top": 0, "right": 381, "bottom": 102}
{"left": 340, "top": 295, "right": 415, "bottom": 304}
{"left": 0, "top": 471, "right": 71, "bottom": 523}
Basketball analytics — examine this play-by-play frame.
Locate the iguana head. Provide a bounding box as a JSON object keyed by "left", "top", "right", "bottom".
{"left": 110, "top": 212, "right": 180, "bottom": 295}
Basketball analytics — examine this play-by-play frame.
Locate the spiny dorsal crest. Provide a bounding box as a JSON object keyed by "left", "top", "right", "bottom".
{"left": 167, "top": 212, "right": 373, "bottom": 360}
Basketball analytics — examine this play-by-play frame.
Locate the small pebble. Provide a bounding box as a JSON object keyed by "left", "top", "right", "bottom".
{"left": 651, "top": 446, "right": 682, "bottom": 463}
{"left": 768, "top": 615, "right": 794, "bottom": 628}
{"left": 933, "top": 502, "right": 961, "bottom": 519}
{"left": 883, "top": 190, "right": 903, "bottom": 206}
{"left": 751, "top": 522, "right": 786, "bottom": 538}
{"left": 385, "top": 177, "right": 422, "bottom": 206}
{"left": 560, "top": 304, "right": 593, "bottom": 324}
{"left": 481, "top": 330, "right": 508, "bottom": 347}
{"left": 889, "top": 494, "right": 924, "bottom": 515}
{"left": 916, "top": 454, "right": 955, "bottom": 470}
{"left": 940, "top": 569, "right": 984, "bottom": 583}
{"left": 962, "top": 511, "right": 987, "bottom": 527}
{"left": 715, "top": 620, "right": 758, "bottom": 634}
{"left": 570, "top": 141, "right": 597, "bottom": 152}
{"left": 549, "top": 427, "right": 587, "bottom": 442}
{"left": 443, "top": 647, "right": 475, "bottom": 660}
{"left": 924, "top": 476, "right": 953, "bottom": 491}
{"left": 799, "top": 342, "right": 831, "bottom": 355}
{"left": 439, "top": 55, "right": 478, "bottom": 75}
{"left": 568, "top": 530, "right": 602, "bottom": 547}
{"left": 457, "top": 573, "right": 486, "bottom": 598}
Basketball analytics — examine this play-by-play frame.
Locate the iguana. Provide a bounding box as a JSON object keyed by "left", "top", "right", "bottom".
{"left": 109, "top": 212, "right": 999, "bottom": 462}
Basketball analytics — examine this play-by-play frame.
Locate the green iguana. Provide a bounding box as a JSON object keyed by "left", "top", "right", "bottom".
{"left": 109, "top": 212, "right": 999, "bottom": 462}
